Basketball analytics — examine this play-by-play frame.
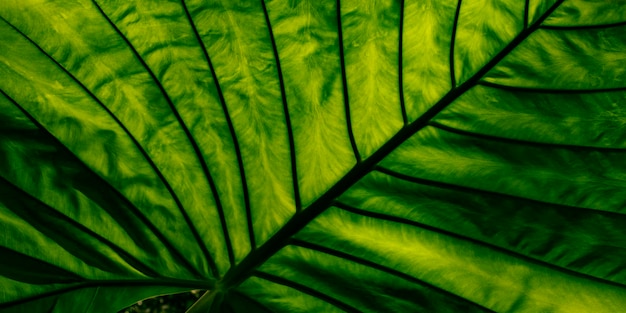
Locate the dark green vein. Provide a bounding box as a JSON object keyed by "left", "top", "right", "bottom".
{"left": 449, "top": 0, "right": 463, "bottom": 87}
{"left": 0, "top": 245, "right": 84, "bottom": 283}
{"left": 333, "top": 201, "right": 626, "bottom": 291}
{"left": 0, "top": 174, "right": 160, "bottom": 278}
{"left": 0, "top": 20, "right": 203, "bottom": 279}
{"left": 92, "top": 0, "right": 228, "bottom": 272}
{"left": 523, "top": 0, "right": 529, "bottom": 30}
{"left": 261, "top": 0, "right": 301, "bottom": 212}
{"left": 374, "top": 166, "right": 626, "bottom": 218}
{"left": 429, "top": 122, "right": 626, "bottom": 151}
{"left": 337, "top": 0, "right": 361, "bottom": 163}
{"left": 253, "top": 271, "right": 361, "bottom": 313}
{"left": 219, "top": 0, "right": 565, "bottom": 291}
{"left": 541, "top": 20, "right": 626, "bottom": 30}
{"left": 0, "top": 280, "right": 209, "bottom": 310}
{"left": 479, "top": 81, "right": 626, "bottom": 94}
{"left": 0, "top": 81, "right": 202, "bottom": 277}
{"left": 229, "top": 291, "right": 275, "bottom": 313}
{"left": 180, "top": 0, "right": 256, "bottom": 251}
{"left": 289, "top": 238, "right": 496, "bottom": 312}
{"left": 398, "top": 0, "right": 408, "bottom": 125}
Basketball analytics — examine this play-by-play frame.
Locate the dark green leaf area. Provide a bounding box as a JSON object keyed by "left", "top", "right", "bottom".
{"left": 0, "top": 246, "right": 82, "bottom": 285}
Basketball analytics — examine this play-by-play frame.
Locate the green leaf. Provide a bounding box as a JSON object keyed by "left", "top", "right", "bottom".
{"left": 1, "top": 0, "right": 625, "bottom": 312}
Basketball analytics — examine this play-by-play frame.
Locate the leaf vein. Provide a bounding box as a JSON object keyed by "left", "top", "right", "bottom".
{"left": 0, "top": 172, "right": 160, "bottom": 279}
{"left": 337, "top": 0, "right": 361, "bottom": 163}
{"left": 0, "top": 85, "right": 203, "bottom": 278}
{"left": 429, "top": 122, "right": 626, "bottom": 151}
{"left": 180, "top": 0, "right": 256, "bottom": 251}
{"left": 220, "top": 0, "right": 566, "bottom": 290}
{"left": 374, "top": 166, "right": 626, "bottom": 217}
{"left": 229, "top": 290, "right": 275, "bottom": 313}
{"left": 478, "top": 81, "right": 626, "bottom": 94}
{"left": 289, "top": 238, "right": 496, "bottom": 312}
{"left": 449, "top": 0, "right": 463, "bottom": 87}
{"left": 0, "top": 280, "right": 209, "bottom": 310}
{"left": 261, "top": 0, "right": 302, "bottom": 212}
{"left": 253, "top": 271, "right": 362, "bottom": 313}
{"left": 541, "top": 20, "right": 626, "bottom": 30}
{"left": 398, "top": 0, "right": 408, "bottom": 125}
{"left": 92, "top": 0, "right": 227, "bottom": 273}
{"left": 334, "top": 201, "right": 626, "bottom": 291}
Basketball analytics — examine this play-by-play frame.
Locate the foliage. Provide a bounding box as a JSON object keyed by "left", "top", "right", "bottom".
{"left": 1, "top": 0, "right": 626, "bottom": 312}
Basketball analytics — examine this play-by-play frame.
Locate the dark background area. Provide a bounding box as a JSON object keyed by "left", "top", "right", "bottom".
{"left": 118, "top": 290, "right": 205, "bottom": 313}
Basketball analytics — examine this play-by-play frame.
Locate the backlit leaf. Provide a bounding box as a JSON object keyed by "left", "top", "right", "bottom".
{"left": 1, "top": 0, "right": 625, "bottom": 312}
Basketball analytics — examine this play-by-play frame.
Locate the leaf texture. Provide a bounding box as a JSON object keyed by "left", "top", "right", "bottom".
{"left": 1, "top": 0, "right": 625, "bottom": 312}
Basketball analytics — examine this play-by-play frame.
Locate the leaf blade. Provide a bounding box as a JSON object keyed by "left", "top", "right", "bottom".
{"left": 2, "top": 0, "right": 626, "bottom": 312}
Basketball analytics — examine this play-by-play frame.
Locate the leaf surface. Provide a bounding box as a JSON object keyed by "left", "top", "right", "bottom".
{"left": 1, "top": 0, "right": 625, "bottom": 312}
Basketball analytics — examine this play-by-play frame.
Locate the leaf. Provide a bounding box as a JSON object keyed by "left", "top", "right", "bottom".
{"left": 1, "top": 0, "right": 625, "bottom": 312}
